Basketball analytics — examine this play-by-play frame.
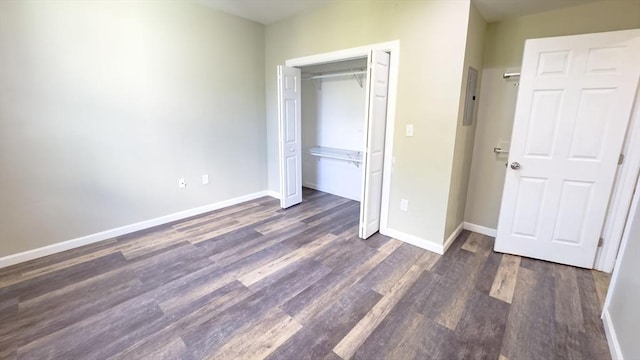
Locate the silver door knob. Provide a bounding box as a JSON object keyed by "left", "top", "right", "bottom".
{"left": 510, "top": 162, "right": 521, "bottom": 170}
{"left": 290, "top": 148, "right": 295, "bottom": 152}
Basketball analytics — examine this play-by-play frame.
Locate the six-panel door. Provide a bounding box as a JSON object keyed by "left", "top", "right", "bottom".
{"left": 495, "top": 30, "right": 640, "bottom": 268}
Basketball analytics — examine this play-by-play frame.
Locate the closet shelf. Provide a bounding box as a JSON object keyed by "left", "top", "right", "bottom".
{"left": 307, "top": 146, "right": 363, "bottom": 167}
{"left": 307, "top": 70, "right": 367, "bottom": 80}
{"left": 303, "top": 69, "right": 367, "bottom": 90}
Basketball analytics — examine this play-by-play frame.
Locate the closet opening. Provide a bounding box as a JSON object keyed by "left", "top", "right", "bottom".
{"left": 277, "top": 42, "right": 398, "bottom": 240}
{"left": 300, "top": 58, "right": 368, "bottom": 203}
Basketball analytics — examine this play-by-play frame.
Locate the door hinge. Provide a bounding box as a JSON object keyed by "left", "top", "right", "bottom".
{"left": 598, "top": 237, "right": 604, "bottom": 247}
{"left": 618, "top": 154, "right": 624, "bottom": 165}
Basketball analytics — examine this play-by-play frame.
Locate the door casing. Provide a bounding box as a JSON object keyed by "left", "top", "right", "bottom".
{"left": 595, "top": 82, "right": 640, "bottom": 272}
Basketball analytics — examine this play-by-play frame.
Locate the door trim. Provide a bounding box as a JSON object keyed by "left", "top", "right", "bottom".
{"left": 601, "top": 172, "right": 640, "bottom": 360}
{"left": 284, "top": 40, "right": 400, "bottom": 236}
{"left": 595, "top": 84, "right": 640, "bottom": 272}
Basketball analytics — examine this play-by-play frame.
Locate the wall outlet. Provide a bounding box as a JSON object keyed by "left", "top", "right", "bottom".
{"left": 202, "top": 174, "right": 209, "bottom": 185}
{"left": 400, "top": 199, "right": 408, "bottom": 212}
{"left": 406, "top": 124, "right": 414, "bottom": 137}
{"left": 178, "top": 178, "right": 186, "bottom": 188}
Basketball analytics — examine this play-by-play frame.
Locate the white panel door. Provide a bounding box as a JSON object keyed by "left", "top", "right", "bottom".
{"left": 495, "top": 30, "right": 640, "bottom": 268}
{"left": 277, "top": 65, "right": 302, "bottom": 208}
{"left": 360, "top": 50, "right": 390, "bottom": 239}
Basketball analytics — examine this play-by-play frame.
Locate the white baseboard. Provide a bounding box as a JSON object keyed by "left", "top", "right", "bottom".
{"left": 0, "top": 190, "right": 273, "bottom": 269}
{"left": 381, "top": 228, "right": 446, "bottom": 255}
{"left": 602, "top": 309, "right": 624, "bottom": 360}
{"left": 443, "top": 222, "right": 464, "bottom": 253}
{"left": 302, "top": 182, "right": 360, "bottom": 202}
{"left": 266, "top": 190, "right": 280, "bottom": 200}
{"left": 463, "top": 222, "right": 497, "bottom": 237}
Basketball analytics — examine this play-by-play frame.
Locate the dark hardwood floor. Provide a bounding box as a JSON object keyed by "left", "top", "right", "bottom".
{"left": 0, "top": 188, "right": 611, "bottom": 359}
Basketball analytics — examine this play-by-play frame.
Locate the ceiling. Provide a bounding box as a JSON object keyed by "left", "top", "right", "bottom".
{"left": 197, "top": 0, "right": 612, "bottom": 25}
{"left": 474, "top": 0, "right": 606, "bottom": 22}
{"left": 196, "top": 0, "right": 333, "bottom": 25}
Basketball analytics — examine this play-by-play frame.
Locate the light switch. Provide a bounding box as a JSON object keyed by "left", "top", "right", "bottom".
{"left": 400, "top": 199, "right": 408, "bottom": 212}
{"left": 406, "top": 124, "right": 414, "bottom": 137}
{"left": 202, "top": 174, "right": 209, "bottom": 185}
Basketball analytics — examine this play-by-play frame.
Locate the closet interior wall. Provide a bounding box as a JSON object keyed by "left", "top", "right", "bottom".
{"left": 300, "top": 58, "right": 368, "bottom": 201}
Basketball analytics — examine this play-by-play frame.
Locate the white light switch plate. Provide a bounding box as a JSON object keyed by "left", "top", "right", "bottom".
{"left": 202, "top": 174, "right": 209, "bottom": 185}
{"left": 178, "top": 178, "right": 186, "bottom": 188}
{"left": 400, "top": 199, "right": 408, "bottom": 212}
{"left": 406, "top": 124, "right": 414, "bottom": 137}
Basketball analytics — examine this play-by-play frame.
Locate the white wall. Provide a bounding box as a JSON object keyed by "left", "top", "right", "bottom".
{"left": 603, "top": 178, "right": 640, "bottom": 359}
{"left": 465, "top": 0, "right": 640, "bottom": 230}
{"left": 301, "top": 68, "right": 366, "bottom": 201}
{"left": 0, "top": 1, "right": 266, "bottom": 257}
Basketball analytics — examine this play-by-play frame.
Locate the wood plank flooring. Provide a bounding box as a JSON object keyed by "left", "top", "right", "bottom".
{"left": 0, "top": 188, "right": 612, "bottom": 360}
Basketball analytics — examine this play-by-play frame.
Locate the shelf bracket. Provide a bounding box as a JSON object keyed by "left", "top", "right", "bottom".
{"left": 353, "top": 74, "right": 364, "bottom": 88}
{"left": 349, "top": 155, "right": 361, "bottom": 167}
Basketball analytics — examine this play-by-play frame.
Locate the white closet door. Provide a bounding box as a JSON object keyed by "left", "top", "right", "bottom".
{"left": 277, "top": 65, "right": 302, "bottom": 208}
{"left": 495, "top": 30, "right": 640, "bottom": 268}
{"left": 360, "top": 50, "right": 390, "bottom": 239}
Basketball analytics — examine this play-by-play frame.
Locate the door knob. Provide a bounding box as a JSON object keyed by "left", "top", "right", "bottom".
{"left": 510, "top": 162, "right": 521, "bottom": 170}
{"left": 290, "top": 148, "right": 295, "bottom": 152}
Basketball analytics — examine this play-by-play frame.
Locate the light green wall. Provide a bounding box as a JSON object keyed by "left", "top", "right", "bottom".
{"left": 465, "top": 0, "right": 640, "bottom": 229}
{"left": 445, "top": 2, "right": 486, "bottom": 239}
{"left": 0, "top": 1, "right": 266, "bottom": 256}
{"left": 266, "top": 0, "right": 472, "bottom": 247}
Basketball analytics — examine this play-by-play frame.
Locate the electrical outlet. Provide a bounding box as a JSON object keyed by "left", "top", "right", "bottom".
{"left": 202, "top": 174, "right": 209, "bottom": 185}
{"left": 178, "top": 178, "right": 186, "bottom": 188}
{"left": 400, "top": 199, "right": 408, "bottom": 212}
{"left": 406, "top": 124, "right": 414, "bottom": 137}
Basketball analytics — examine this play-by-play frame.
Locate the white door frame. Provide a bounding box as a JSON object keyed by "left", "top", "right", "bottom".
{"left": 595, "top": 84, "right": 640, "bottom": 272}
{"left": 284, "top": 40, "right": 400, "bottom": 235}
{"left": 601, "top": 172, "right": 639, "bottom": 360}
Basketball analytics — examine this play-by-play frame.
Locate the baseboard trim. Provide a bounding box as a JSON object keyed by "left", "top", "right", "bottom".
{"left": 301, "top": 182, "right": 359, "bottom": 202}
{"left": 443, "top": 222, "right": 464, "bottom": 253}
{"left": 381, "top": 228, "right": 446, "bottom": 255}
{"left": 602, "top": 309, "right": 623, "bottom": 360}
{"left": 463, "top": 222, "right": 497, "bottom": 237}
{"left": 266, "top": 190, "right": 280, "bottom": 200}
{"left": 0, "top": 190, "right": 274, "bottom": 269}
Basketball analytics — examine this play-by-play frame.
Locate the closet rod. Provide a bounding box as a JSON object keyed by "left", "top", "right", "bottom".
{"left": 307, "top": 70, "right": 367, "bottom": 80}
